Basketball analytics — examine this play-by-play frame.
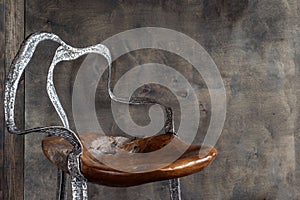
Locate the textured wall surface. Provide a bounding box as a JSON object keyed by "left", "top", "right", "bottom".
{"left": 0, "top": 0, "right": 25, "bottom": 199}
{"left": 23, "top": 0, "right": 300, "bottom": 199}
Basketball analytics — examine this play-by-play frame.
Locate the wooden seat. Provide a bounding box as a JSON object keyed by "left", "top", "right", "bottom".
{"left": 42, "top": 133, "right": 217, "bottom": 187}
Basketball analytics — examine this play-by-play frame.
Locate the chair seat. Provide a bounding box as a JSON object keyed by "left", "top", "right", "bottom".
{"left": 42, "top": 133, "right": 217, "bottom": 187}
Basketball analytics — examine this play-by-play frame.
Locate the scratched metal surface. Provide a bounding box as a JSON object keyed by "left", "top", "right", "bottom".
{"left": 24, "top": 0, "right": 300, "bottom": 200}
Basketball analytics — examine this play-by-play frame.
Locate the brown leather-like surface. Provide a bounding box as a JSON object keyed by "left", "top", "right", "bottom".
{"left": 42, "top": 133, "right": 217, "bottom": 187}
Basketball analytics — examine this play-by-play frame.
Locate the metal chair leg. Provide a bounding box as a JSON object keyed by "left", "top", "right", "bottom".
{"left": 169, "top": 178, "right": 181, "bottom": 200}
{"left": 57, "top": 170, "right": 68, "bottom": 200}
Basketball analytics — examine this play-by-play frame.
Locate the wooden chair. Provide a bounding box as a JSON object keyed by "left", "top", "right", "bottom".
{"left": 4, "top": 32, "right": 217, "bottom": 200}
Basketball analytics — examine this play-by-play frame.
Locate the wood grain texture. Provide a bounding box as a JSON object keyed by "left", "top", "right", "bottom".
{"left": 2, "top": 0, "right": 25, "bottom": 200}
{"left": 0, "top": 0, "right": 5, "bottom": 199}
{"left": 42, "top": 133, "right": 217, "bottom": 187}
{"left": 23, "top": 0, "right": 300, "bottom": 200}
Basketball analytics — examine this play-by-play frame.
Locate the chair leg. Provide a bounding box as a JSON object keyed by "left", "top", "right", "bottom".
{"left": 57, "top": 170, "right": 68, "bottom": 200}
{"left": 169, "top": 178, "right": 181, "bottom": 200}
{"left": 70, "top": 176, "right": 88, "bottom": 200}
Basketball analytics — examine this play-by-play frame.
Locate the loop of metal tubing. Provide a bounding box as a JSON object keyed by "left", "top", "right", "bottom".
{"left": 5, "top": 32, "right": 180, "bottom": 200}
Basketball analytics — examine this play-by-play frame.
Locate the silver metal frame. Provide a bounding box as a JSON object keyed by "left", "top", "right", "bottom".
{"left": 4, "top": 32, "right": 181, "bottom": 200}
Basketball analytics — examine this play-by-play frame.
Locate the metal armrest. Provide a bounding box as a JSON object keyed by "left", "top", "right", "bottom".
{"left": 4, "top": 32, "right": 111, "bottom": 200}
{"left": 106, "top": 55, "right": 175, "bottom": 134}
{"left": 4, "top": 32, "right": 180, "bottom": 200}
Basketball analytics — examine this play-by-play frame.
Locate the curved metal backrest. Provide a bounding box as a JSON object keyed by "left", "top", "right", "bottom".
{"left": 3, "top": 32, "right": 111, "bottom": 200}
{"left": 4, "top": 32, "right": 178, "bottom": 200}
{"left": 4, "top": 32, "right": 85, "bottom": 149}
